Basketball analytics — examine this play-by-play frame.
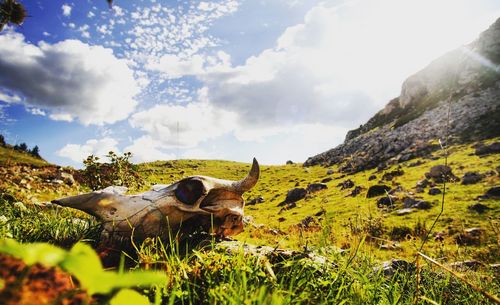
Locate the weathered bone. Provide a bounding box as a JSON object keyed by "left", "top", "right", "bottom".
{"left": 52, "top": 158, "right": 260, "bottom": 244}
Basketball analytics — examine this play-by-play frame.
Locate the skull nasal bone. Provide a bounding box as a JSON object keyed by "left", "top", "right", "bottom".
{"left": 175, "top": 179, "right": 205, "bottom": 205}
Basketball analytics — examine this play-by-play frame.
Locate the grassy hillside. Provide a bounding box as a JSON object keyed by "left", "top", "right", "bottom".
{"left": 0, "top": 145, "right": 49, "bottom": 167}
{"left": 137, "top": 139, "right": 499, "bottom": 263}
{"left": 0, "top": 139, "right": 499, "bottom": 304}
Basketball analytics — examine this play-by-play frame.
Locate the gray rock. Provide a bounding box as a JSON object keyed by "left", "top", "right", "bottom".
{"left": 450, "top": 260, "right": 485, "bottom": 271}
{"left": 307, "top": 183, "right": 328, "bottom": 193}
{"left": 468, "top": 202, "right": 490, "bottom": 213}
{"left": 374, "top": 259, "right": 415, "bottom": 276}
{"left": 366, "top": 185, "right": 391, "bottom": 198}
{"left": 279, "top": 188, "right": 307, "bottom": 205}
{"left": 57, "top": 172, "right": 75, "bottom": 186}
{"left": 461, "top": 172, "right": 484, "bottom": 185}
{"left": 428, "top": 187, "right": 442, "bottom": 195}
{"left": 337, "top": 179, "right": 355, "bottom": 190}
{"left": 396, "top": 208, "right": 415, "bottom": 215}
{"left": 484, "top": 186, "right": 500, "bottom": 199}
{"left": 247, "top": 196, "right": 265, "bottom": 206}
{"left": 412, "top": 200, "right": 431, "bottom": 210}
{"left": 475, "top": 142, "right": 500, "bottom": 155}
{"left": 321, "top": 177, "right": 333, "bottom": 183}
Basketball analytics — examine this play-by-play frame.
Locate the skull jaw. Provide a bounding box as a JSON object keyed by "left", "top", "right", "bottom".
{"left": 99, "top": 207, "right": 244, "bottom": 246}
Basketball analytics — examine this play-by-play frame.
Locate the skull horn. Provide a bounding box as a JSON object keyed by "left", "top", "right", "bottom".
{"left": 232, "top": 158, "right": 260, "bottom": 193}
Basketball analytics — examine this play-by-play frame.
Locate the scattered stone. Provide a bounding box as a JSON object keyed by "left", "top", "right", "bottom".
{"left": 306, "top": 183, "right": 328, "bottom": 193}
{"left": 277, "top": 217, "right": 286, "bottom": 222}
{"left": 416, "top": 179, "right": 431, "bottom": 188}
{"left": 279, "top": 202, "right": 297, "bottom": 213}
{"left": 434, "top": 231, "right": 445, "bottom": 242}
{"left": 368, "top": 175, "right": 377, "bottom": 181}
{"left": 321, "top": 177, "right": 333, "bottom": 183}
{"left": 396, "top": 208, "right": 414, "bottom": 215}
{"left": 337, "top": 179, "right": 355, "bottom": 190}
{"left": 484, "top": 170, "right": 496, "bottom": 176}
{"left": 428, "top": 187, "right": 442, "bottom": 195}
{"left": 461, "top": 172, "right": 484, "bottom": 185}
{"left": 377, "top": 196, "right": 397, "bottom": 207}
{"left": 279, "top": 188, "right": 307, "bottom": 206}
{"left": 51, "top": 179, "right": 64, "bottom": 185}
{"left": 286, "top": 160, "right": 294, "bottom": 165}
{"left": 56, "top": 172, "right": 75, "bottom": 186}
{"left": 468, "top": 203, "right": 490, "bottom": 214}
{"left": 379, "top": 243, "right": 401, "bottom": 251}
{"left": 388, "top": 185, "right": 404, "bottom": 195}
{"left": 314, "top": 210, "right": 325, "bottom": 217}
{"left": 247, "top": 196, "right": 265, "bottom": 206}
{"left": 455, "top": 228, "right": 483, "bottom": 246}
{"left": 475, "top": 142, "right": 500, "bottom": 156}
{"left": 326, "top": 169, "right": 334, "bottom": 175}
{"left": 366, "top": 185, "right": 391, "bottom": 198}
{"left": 403, "top": 197, "right": 417, "bottom": 208}
{"left": 374, "top": 259, "right": 415, "bottom": 276}
{"left": 382, "top": 168, "right": 405, "bottom": 181}
{"left": 484, "top": 186, "right": 500, "bottom": 199}
{"left": 450, "top": 260, "right": 485, "bottom": 271}
{"left": 348, "top": 186, "right": 363, "bottom": 197}
{"left": 425, "top": 165, "right": 458, "bottom": 182}
{"left": 412, "top": 200, "right": 431, "bottom": 210}
{"left": 408, "top": 160, "right": 424, "bottom": 167}
{"left": 415, "top": 187, "right": 424, "bottom": 193}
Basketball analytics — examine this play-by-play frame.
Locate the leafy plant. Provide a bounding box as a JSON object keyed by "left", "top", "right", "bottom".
{"left": 0, "top": 239, "right": 166, "bottom": 303}
{"left": 82, "top": 151, "right": 143, "bottom": 191}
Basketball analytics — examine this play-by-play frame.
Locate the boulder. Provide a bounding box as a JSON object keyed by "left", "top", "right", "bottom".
{"left": 468, "top": 203, "right": 490, "bottom": 213}
{"left": 366, "top": 185, "right": 391, "bottom": 198}
{"left": 475, "top": 142, "right": 500, "bottom": 156}
{"left": 286, "top": 160, "right": 294, "bottom": 165}
{"left": 377, "top": 196, "right": 397, "bottom": 207}
{"left": 368, "top": 175, "right": 377, "bottom": 181}
{"left": 57, "top": 172, "right": 75, "bottom": 186}
{"left": 416, "top": 179, "right": 431, "bottom": 188}
{"left": 337, "top": 179, "right": 355, "bottom": 190}
{"left": 425, "top": 165, "right": 457, "bottom": 182}
{"left": 428, "top": 187, "right": 442, "bottom": 195}
{"left": 374, "top": 259, "right": 415, "bottom": 276}
{"left": 246, "top": 196, "right": 265, "bottom": 206}
{"left": 461, "top": 172, "right": 484, "bottom": 185}
{"left": 326, "top": 169, "right": 334, "bottom": 175}
{"left": 321, "top": 177, "right": 333, "bottom": 183}
{"left": 279, "top": 188, "right": 307, "bottom": 205}
{"left": 396, "top": 208, "right": 415, "bottom": 215}
{"left": 306, "top": 183, "right": 328, "bottom": 193}
{"left": 450, "top": 260, "right": 485, "bottom": 271}
{"left": 348, "top": 186, "right": 363, "bottom": 197}
{"left": 278, "top": 202, "right": 297, "bottom": 214}
{"left": 412, "top": 200, "right": 431, "bottom": 210}
{"left": 484, "top": 186, "right": 500, "bottom": 199}
{"left": 382, "top": 168, "right": 405, "bottom": 181}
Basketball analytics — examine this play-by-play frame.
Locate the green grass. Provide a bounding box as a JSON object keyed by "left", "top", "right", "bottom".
{"left": 0, "top": 139, "right": 499, "bottom": 304}
{"left": 0, "top": 145, "right": 49, "bottom": 167}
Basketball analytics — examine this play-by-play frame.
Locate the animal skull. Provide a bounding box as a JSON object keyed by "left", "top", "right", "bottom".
{"left": 52, "top": 159, "right": 259, "bottom": 244}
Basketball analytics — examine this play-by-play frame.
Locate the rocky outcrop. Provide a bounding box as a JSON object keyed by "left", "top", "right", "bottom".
{"left": 304, "top": 18, "right": 500, "bottom": 171}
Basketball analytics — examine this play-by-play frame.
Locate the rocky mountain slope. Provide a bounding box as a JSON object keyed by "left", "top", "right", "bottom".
{"left": 304, "top": 18, "right": 500, "bottom": 171}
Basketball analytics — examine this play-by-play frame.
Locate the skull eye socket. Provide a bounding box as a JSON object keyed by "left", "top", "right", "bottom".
{"left": 175, "top": 179, "right": 205, "bottom": 205}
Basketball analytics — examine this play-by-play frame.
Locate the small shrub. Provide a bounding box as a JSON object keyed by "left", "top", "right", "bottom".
{"left": 82, "top": 151, "right": 143, "bottom": 191}
{"left": 388, "top": 226, "right": 412, "bottom": 241}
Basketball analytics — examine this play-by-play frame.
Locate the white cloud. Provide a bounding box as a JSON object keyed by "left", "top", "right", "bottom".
{"left": 0, "top": 32, "right": 139, "bottom": 125}
{"left": 112, "top": 5, "right": 125, "bottom": 17}
{"left": 124, "top": 136, "right": 175, "bottom": 163}
{"left": 199, "top": 0, "right": 499, "bottom": 131}
{"left": 57, "top": 138, "right": 120, "bottom": 163}
{"left": 27, "top": 108, "right": 46, "bottom": 116}
{"left": 146, "top": 54, "right": 205, "bottom": 79}
{"left": 62, "top": 4, "right": 72, "bottom": 17}
{"left": 87, "top": 11, "right": 95, "bottom": 18}
{"left": 0, "top": 91, "right": 22, "bottom": 103}
{"left": 129, "top": 102, "right": 237, "bottom": 148}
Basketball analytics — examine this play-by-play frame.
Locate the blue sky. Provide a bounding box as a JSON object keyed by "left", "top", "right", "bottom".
{"left": 0, "top": 0, "right": 499, "bottom": 167}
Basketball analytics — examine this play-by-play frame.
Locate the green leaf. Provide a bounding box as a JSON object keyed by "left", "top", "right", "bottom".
{"left": 0, "top": 239, "right": 66, "bottom": 266}
{"left": 60, "top": 242, "right": 103, "bottom": 294}
{"left": 110, "top": 289, "right": 151, "bottom": 305}
{"left": 94, "top": 271, "right": 167, "bottom": 294}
